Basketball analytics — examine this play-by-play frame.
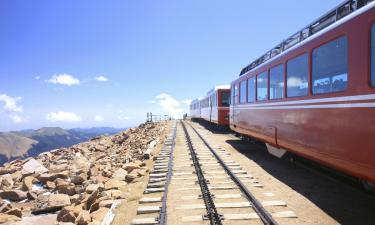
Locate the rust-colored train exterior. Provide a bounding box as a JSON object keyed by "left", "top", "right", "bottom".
{"left": 189, "top": 1, "right": 375, "bottom": 185}
{"left": 230, "top": 1, "right": 375, "bottom": 184}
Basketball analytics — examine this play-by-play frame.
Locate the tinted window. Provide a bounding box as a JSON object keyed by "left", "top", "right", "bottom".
{"left": 372, "top": 23, "right": 375, "bottom": 87}
{"left": 287, "top": 54, "right": 308, "bottom": 97}
{"left": 312, "top": 36, "right": 348, "bottom": 94}
{"left": 221, "top": 92, "right": 230, "bottom": 107}
{"left": 257, "top": 71, "right": 268, "bottom": 101}
{"left": 240, "top": 81, "right": 247, "bottom": 103}
{"left": 231, "top": 85, "right": 235, "bottom": 104}
{"left": 234, "top": 85, "right": 238, "bottom": 104}
{"left": 270, "top": 64, "right": 284, "bottom": 99}
{"left": 247, "top": 77, "right": 256, "bottom": 102}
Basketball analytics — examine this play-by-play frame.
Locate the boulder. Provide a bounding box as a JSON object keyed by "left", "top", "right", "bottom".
{"left": 0, "top": 214, "right": 21, "bottom": 223}
{"left": 6, "top": 208, "right": 22, "bottom": 218}
{"left": 75, "top": 210, "right": 91, "bottom": 225}
{"left": 70, "top": 194, "right": 80, "bottom": 205}
{"left": 57, "top": 206, "right": 76, "bottom": 223}
{"left": 90, "top": 207, "right": 109, "bottom": 222}
{"left": 85, "top": 184, "right": 101, "bottom": 194}
{"left": 22, "top": 176, "right": 35, "bottom": 191}
{"left": 57, "top": 183, "right": 76, "bottom": 196}
{"left": 71, "top": 174, "right": 87, "bottom": 185}
{"left": 125, "top": 174, "right": 137, "bottom": 183}
{"left": 103, "top": 190, "right": 127, "bottom": 199}
{"left": 98, "top": 200, "right": 116, "bottom": 208}
{"left": 37, "top": 171, "right": 69, "bottom": 183}
{"left": 123, "top": 163, "right": 141, "bottom": 173}
{"left": 32, "top": 194, "right": 71, "bottom": 214}
{"left": 21, "top": 159, "right": 48, "bottom": 175}
{"left": 86, "top": 190, "right": 99, "bottom": 210}
{"left": 0, "top": 190, "right": 27, "bottom": 201}
{"left": 104, "top": 179, "right": 126, "bottom": 190}
{"left": 0, "top": 167, "right": 18, "bottom": 176}
{"left": 49, "top": 193, "right": 71, "bottom": 206}
{"left": 46, "top": 181, "right": 56, "bottom": 189}
{"left": 27, "top": 192, "right": 38, "bottom": 200}
{"left": 112, "top": 168, "right": 127, "bottom": 181}
{"left": 0, "top": 174, "right": 14, "bottom": 189}
{"left": 0, "top": 201, "right": 12, "bottom": 213}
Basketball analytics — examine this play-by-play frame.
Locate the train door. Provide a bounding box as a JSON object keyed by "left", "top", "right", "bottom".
{"left": 230, "top": 84, "right": 239, "bottom": 125}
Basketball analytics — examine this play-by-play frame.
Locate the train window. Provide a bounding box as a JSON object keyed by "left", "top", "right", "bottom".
{"left": 270, "top": 64, "right": 284, "bottom": 99}
{"left": 287, "top": 53, "right": 308, "bottom": 97}
{"left": 312, "top": 36, "right": 348, "bottom": 94}
{"left": 234, "top": 85, "right": 239, "bottom": 104}
{"left": 221, "top": 92, "right": 230, "bottom": 107}
{"left": 240, "top": 81, "right": 247, "bottom": 103}
{"left": 372, "top": 23, "right": 375, "bottom": 87}
{"left": 230, "top": 85, "right": 234, "bottom": 105}
{"left": 247, "top": 77, "right": 256, "bottom": 102}
{"left": 257, "top": 71, "right": 268, "bottom": 101}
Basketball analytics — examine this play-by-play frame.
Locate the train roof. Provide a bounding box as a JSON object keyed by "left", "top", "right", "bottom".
{"left": 239, "top": 0, "right": 375, "bottom": 77}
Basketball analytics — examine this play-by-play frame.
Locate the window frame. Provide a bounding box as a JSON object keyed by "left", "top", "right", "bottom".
{"left": 371, "top": 22, "right": 375, "bottom": 87}
{"left": 247, "top": 76, "right": 256, "bottom": 103}
{"left": 257, "top": 70, "right": 269, "bottom": 101}
{"left": 286, "top": 53, "right": 309, "bottom": 98}
{"left": 239, "top": 80, "right": 247, "bottom": 104}
{"left": 269, "top": 63, "right": 285, "bottom": 100}
{"left": 311, "top": 35, "right": 349, "bottom": 95}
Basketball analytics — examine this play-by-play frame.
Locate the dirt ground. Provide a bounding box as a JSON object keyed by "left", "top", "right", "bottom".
{"left": 111, "top": 120, "right": 375, "bottom": 225}
{"left": 193, "top": 121, "right": 375, "bottom": 225}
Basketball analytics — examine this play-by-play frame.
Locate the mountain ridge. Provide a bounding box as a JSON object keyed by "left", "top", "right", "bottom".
{"left": 0, "top": 126, "right": 125, "bottom": 165}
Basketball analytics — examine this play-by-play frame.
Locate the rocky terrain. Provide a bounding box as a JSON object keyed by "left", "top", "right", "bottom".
{"left": 0, "top": 122, "right": 167, "bottom": 225}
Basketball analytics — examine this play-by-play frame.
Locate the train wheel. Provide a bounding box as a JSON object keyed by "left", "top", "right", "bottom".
{"left": 360, "top": 180, "right": 375, "bottom": 192}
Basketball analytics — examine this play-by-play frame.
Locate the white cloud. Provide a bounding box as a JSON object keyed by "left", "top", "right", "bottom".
{"left": 94, "top": 76, "right": 108, "bottom": 82}
{"left": 0, "top": 94, "right": 23, "bottom": 112}
{"left": 182, "top": 99, "right": 192, "bottom": 105}
{"left": 35, "top": 76, "right": 40, "bottom": 80}
{"left": 46, "top": 111, "right": 82, "bottom": 122}
{"left": 94, "top": 115, "right": 104, "bottom": 122}
{"left": 46, "top": 74, "right": 80, "bottom": 86}
{"left": 9, "top": 114, "right": 25, "bottom": 123}
{"left": 287, "top": 77, "right": 302, "bottom": 87}
{"left": 154, "top": 93, "right": 183, "bottom": 119}
{"left": 118, "top": 115, "right": 130, "bottom": 120}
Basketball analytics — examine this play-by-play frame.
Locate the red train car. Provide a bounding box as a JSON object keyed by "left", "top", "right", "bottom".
{"left": 230, "top": 0, "right": 375, "bottom": 186}
{"left": 189, "top": 86, "right": 231, "bottom": 126}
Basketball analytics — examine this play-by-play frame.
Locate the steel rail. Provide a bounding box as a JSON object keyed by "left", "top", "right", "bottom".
{"left": 181, "top": 121, "right": 223, "bottom": 225}
{"left": 185, "top": 121, "right": 279, "bottom": 225}
{"left": 158, "top": 122, "right": 177, "bottom": 225}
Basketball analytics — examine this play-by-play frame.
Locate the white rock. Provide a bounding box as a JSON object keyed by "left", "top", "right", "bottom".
{"left": 22, "top": 159, "right": 48, "bottom": 175}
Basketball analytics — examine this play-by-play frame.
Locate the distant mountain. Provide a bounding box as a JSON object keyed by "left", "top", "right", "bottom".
{"left": 0, "top": 127, "right": 125, "bottom": 165}
{"left": 69, "top": 127, "right": 124, "bottom": 137}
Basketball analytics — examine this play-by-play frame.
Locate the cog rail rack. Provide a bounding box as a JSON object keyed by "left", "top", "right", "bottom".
{"left": 183, "top": 121, "right": 278, "bottom": 225}
{"left": 131, "top": 120, "right": 297, "bottom": 225}
{"left": 239, "top": 0, "right": 374, "bottom": 76}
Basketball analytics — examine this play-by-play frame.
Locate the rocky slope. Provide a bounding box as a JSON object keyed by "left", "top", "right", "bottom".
{"left": 0, "top": 121, "right": 167, "bottom": 225}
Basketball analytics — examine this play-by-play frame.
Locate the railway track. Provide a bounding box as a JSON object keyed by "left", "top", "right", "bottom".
{"left": 131, "top": 121, "right": 297, "bottom": 225}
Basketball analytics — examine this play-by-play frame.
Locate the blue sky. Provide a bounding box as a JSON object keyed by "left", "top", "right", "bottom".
{"left": 0, "top": 0, "right": 343, "bottom": 131}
